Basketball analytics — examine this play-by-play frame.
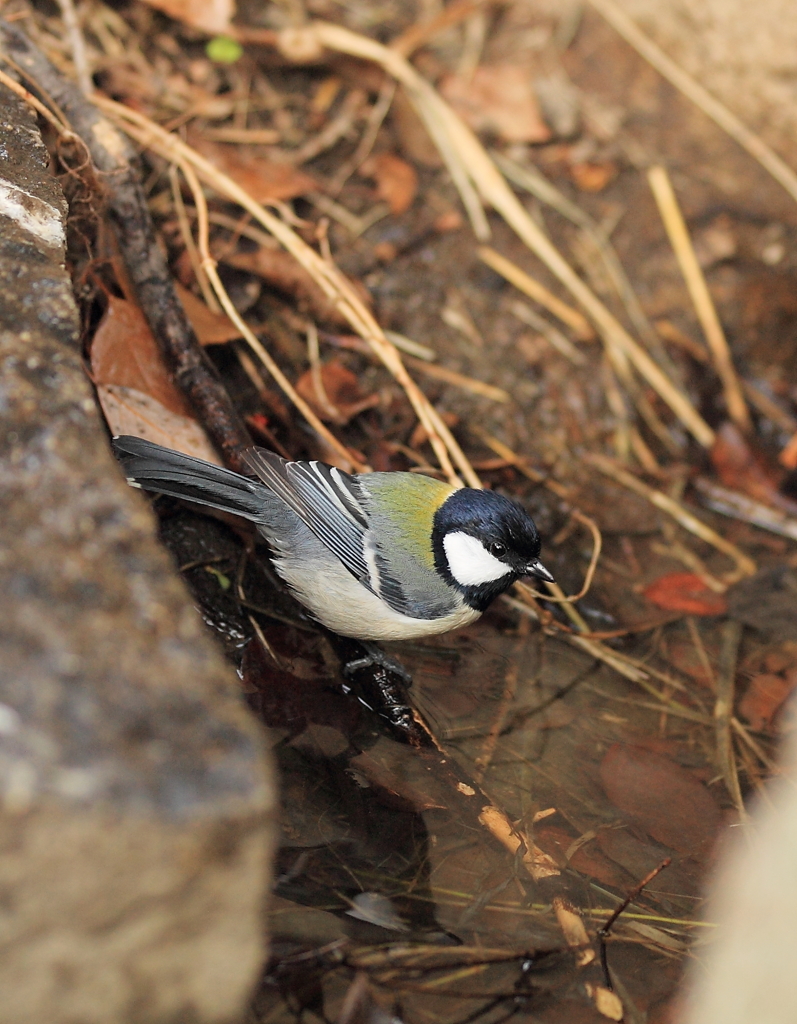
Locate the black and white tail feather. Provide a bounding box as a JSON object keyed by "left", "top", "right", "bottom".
{"left": 111, "top": 434, "right": 269, "bottom": 522}
{"left": 112, "top": 434, "right": 378, "bottom": 595}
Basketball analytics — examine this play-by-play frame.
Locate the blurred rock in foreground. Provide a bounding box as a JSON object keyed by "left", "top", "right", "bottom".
{"left": 0, "top": 79, "right": 276, "bottom": 1024}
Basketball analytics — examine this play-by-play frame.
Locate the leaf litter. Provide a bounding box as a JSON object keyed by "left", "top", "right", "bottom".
{"left": 26, "top": 0, "right": 797, "bottom": 1019}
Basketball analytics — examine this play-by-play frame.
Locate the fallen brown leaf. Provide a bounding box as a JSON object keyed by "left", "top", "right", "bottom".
{"left": 780, "top": 429, "right": 797, "bottom": 470}
{"left": 242, "top": 634, "right": 361, "bottom": 739}
{"left": 664, "top": 639, "right": 717, "bottom": 688}
{"left": 139, "top": 0, "right": 233, "bottom": 34}
{"left": 712, "top": 421, "right": 797, "bottom": 515}
{"left": 97, "top": 384, "right": 220, "bottom": 462}
{"left": 440, "top": 65, "right": 551, "bottom": 144}
{"left": 390, "top": 88, "right": 443, "bottom": 167}
{"left": 96, "top": 61, "right": 161, "bottom": 106}
{"left": 220, "top": 246, "right": 354, "bottom": 326}
{"left": 91, "top": 294, "right": 192, "bottom": 417}
{"left": 295, "top": 359, "right": 379, "bottom": 424}
{"left": 763, "top": 647, "right": 797, "bottom": 673}
{"left": 174, "top": 282, "right": 242, "bottom": 345}
{"left": 190, "top": 136, "right": 316, "bottom": 203}
{"left": 570, "top": 161, "right": 617, "bottom": 193}
{"left": 372, "top": 241, "right": 397, "bottom": 263}
{"left": 535, "top": 824, "right": 630, "bottom": 889}
{"left": 360, "top": 152, "right": 418, "bottom": 215}
{"left": 433, "top": 209, "right": 464, "bottom": 232}
{"left": 349, "top": 750, "right": 446, "bottom": 813}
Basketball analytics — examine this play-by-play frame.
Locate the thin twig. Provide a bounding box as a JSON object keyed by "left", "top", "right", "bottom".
{"left": 584, "top": 452, "right": 757, "bottom": 580}
{"left": 285, "top": 87, "right": 365, "bottom": 165}
{"left": 305, "top": 320, "right": 342, "bottom": 423}
{"left": 601, "top": 353, "right": 632, "bottom": 461}
{"left": 206, "top": 210, "right": 279, "bottom": 250}
{"left": 518, "top": 511, "right": 602, "bottom": 608}
{"left": 715, "top": 619, "right": 746, "bottom": 818}
{"left": 598, "top": 858, "right": 671, "bottom": 990}
{"left": 330, "top": 77, "right": 396, "bottom": 194}
{"left": 693, "top": 477, "right": 797, "bottom": 543}
{"left": 473, "top": 430, "right": 570, "bottom": 498}
{"left": 1, "top": 24, "right": 253, "bottom": 467}
{"left": 494, "top": 149, "right": 679, "bottom": 377}
{"left": 743, "top": 381, "right": 797, "bottom": 434}
{"left": 650, "top": 540, "right": 726, "bottom": 593}
{"left": 647, "top": 165, "right": 751, "bottom": 433}
{"left": 391, "top": 0, "right": 493, "bottom": 57}
{"left": 457, "top": 7, "right": 487, "bottom": 79}
{"left": 665, "top": 318, "right": 797, "bottom": 433}
{"left": 168, "top": 164, "right": 219, "bottom": 311}
{"left": 404, "top": 356, "right": 510, "bottom": 403}
{"left": 685, "top": 616, "right": 716, "bottom": 687}
{"left": 479, "top": 245, "right": 594, "bottom": 340}
{"left": 510, "top": 300, "right": 587, "bottom": 366}
{"left": 383, "top": 329, "right": 436, "bottom": 361}
{"left": 175, "top": 159, "right": 368, "bottom": 470}
{"left": 730, "top": 717, "right": 782, "bottom": 778}
{"left": 56, "top": 0, "right": 92, "bottom": 95}
{"left": 0, "top": 65, "right": 73, "bottom": 136}
{"left": 202, "top": 126, "right": 280, "bottom": 144}
{"left": 508, "top": 594, "right": 711, "bottom": 708}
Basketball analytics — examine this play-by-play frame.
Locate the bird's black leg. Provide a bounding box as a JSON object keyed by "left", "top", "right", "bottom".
{"left": 325, "top": 634, "right": 433, "bottom": 748}
{"left": 340, "top": 641, "right": 413, "bottom": 685}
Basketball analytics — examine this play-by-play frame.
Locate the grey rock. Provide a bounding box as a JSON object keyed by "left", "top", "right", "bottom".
{"left": 0, "top": 81, "right": 276, "bottom": 1022}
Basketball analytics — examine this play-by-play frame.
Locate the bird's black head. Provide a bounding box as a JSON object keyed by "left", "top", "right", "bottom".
{"left": 432, "top": 488, "right": 554, "bottom": 611}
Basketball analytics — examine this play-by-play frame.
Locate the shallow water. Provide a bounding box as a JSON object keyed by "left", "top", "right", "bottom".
{"left": 244, "top": 609, "right": 711, "bottom": 1024}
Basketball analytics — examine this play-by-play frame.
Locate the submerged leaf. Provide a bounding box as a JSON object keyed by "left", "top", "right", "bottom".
{"left": 345, "top": 892, "right": 408, "bottom": 931}
{"left": 739, "top": 672, "right": 797, "bottom": 731}
{"left": 643, "top": 573, "right": 728, "bottom": 616}
{"left": 600, "top": 744, "right": 722, "bottom": 859}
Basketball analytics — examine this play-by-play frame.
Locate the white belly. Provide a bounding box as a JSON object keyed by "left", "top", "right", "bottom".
{"left": 273, "top": 556, "right": 480, "bottom": 640}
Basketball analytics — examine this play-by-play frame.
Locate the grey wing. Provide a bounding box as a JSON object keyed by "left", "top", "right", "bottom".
{"left": 242, "top": 447, "right": 375, "bottom": 592}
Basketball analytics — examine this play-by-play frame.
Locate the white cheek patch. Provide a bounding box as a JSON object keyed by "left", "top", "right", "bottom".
{"left": 443, "top": 531, "right": 512, "bottom": 587}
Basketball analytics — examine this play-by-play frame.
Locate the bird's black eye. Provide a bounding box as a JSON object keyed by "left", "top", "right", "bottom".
{"left": 489, "top": 541, "right": 506, "bottom": 558}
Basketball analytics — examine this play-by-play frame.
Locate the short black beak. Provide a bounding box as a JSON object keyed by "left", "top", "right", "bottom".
{"left": 525, "top": 559, "right": 555, "bottom": 584}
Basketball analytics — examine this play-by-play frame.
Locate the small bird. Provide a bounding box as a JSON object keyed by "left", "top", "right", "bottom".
{"left": 112, "top": 435, "right": 554, "bottom": 641}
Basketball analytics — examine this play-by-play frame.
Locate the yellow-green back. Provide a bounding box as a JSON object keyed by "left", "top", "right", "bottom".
{"left": 360, "top": 472, "right": 455, "bottom": 571}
